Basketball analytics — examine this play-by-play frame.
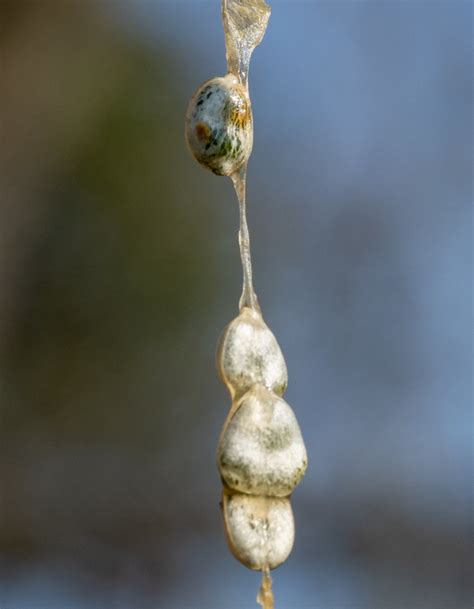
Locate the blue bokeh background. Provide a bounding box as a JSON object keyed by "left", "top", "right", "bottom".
{"left": 0, "top": 1, "right": 471, "bottom": 608}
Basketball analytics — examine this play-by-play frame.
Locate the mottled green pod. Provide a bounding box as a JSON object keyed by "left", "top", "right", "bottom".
{"left": 218, "top": 384, "right": 307, "bottom": 497}
{"left": 185, "top": 74, "right": 253, "bottom": 176}
{"left": 217, "top": 307, "right": 287, "bottom": 400}
{"left": 222, "top": 490, "right": 294, "bottom": 571}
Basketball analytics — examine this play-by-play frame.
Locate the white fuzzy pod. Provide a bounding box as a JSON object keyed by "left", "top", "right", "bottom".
{"left": 222, "top": 491, "right": 295, "bottom": 571}
{"left": 218, "top": 384, "right": 307, "bottom": 497}
{"left": 217, "top": 307, "right": 288, "bottom": 400}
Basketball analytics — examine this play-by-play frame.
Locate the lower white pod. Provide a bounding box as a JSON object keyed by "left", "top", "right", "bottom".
{"left": 222, "top": 490, "right": 295, "bottom": 571}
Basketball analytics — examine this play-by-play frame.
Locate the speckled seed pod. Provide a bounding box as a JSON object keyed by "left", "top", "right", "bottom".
{"left": 185, "top": 74, "right": 253, "bottom": 176}
{"left": 222, "top": 490, "right": 295, "bottom": 571}
{"left": 217, "top": 307, "right": 288, "bottom": 400}
{"left": 218, "top": 384, "right": 307, "bottom": 497}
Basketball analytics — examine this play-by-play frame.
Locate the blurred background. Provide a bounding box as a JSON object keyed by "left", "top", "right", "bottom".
{"left": 0, "top": 1, "right": 472, "bottom": 608}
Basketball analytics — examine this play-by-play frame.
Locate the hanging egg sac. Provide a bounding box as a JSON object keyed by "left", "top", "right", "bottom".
{"left": 185, "top": 74, "right": 253, "bottom": 176}
{"left": 217, "top": 307, "right": 288, "bottom": 400}
{"left": 217, "top": 384, "right": 308, "bottom": 497}
{"left": 222, "top": 490, "right": 295, "bottom": 571}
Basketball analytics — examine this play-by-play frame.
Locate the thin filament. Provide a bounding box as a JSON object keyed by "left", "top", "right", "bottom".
{"left": 222, "top": 0, "right": 271, "bottom": 87}
{"left": 257, "top": 565, "right": 275, "bottom": 609}
{"left": 231, "top": 167, "right": 259, "bottom": 311}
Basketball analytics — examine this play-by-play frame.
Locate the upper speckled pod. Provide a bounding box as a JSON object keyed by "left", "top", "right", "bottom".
{"left": 217, "top": 307, "right": 288, "bottom": 400}
{"left": 185, "top": 74, "right": 253, "bottom": 176}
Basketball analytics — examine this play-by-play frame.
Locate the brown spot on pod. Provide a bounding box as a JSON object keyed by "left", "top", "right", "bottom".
{"left": 195, "top": 122, "right": 211, "bottom": 142}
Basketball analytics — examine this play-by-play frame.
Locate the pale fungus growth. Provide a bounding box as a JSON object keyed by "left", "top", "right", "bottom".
{"left": 222, "top": 491, "right": 295, "bottom": 571}
{"left": 185, "top": 1, "right": 307, "bottom": 607}
{"left": 217, "top": 307, "right": 288, "bottom": 400}
{"left": 218, "top": 385, "right": 307, "bottom": 497}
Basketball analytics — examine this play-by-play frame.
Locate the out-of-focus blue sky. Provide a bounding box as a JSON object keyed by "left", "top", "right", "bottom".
{"left": 112, "top": 0, "right": 471, "bottom": 512}
{"left": 1, "top": 1, "right": 471, "bottom": 608}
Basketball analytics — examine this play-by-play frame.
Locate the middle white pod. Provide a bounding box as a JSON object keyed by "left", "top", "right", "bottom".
{"left": 217, "top": 384, "right": 307, "bottom": 497}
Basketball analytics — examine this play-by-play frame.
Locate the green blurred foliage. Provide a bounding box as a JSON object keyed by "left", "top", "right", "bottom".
{"left": 1, "top": 1, "right": 225, "bottom": 450}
